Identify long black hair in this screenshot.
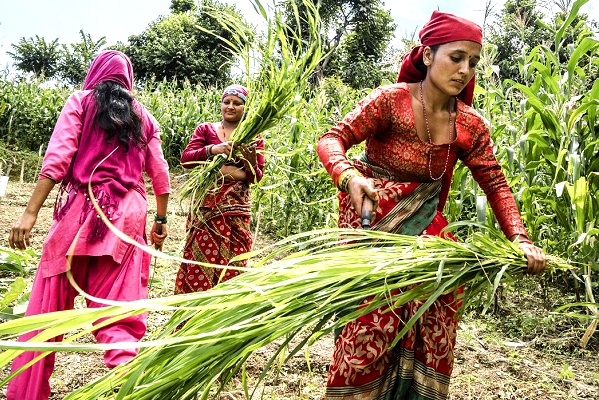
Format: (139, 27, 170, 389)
(94, 80, 144, 152)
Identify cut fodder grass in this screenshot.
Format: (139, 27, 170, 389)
(177, 0, 323, 217)
(0, 226, 574, 399)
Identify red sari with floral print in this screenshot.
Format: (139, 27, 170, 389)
(175, 123, 265, 294)
(317, 82, 528, 400)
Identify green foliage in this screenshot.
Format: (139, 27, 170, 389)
(138, 80, 221, 167)
(486, 0, 552, 82)
(506, 5, 598, 268)
(57, 30, 107, 86)
(0, 247, 38, 320)
(7, 35, 61, 78)
(471, 0, 599, 288)
(486, 0, 596, 83)
(257, 77, 364, 236)
(0, 247, 36, 275)
(0, 228, 573, 398)
(0, 277, 28, 320)
(280, 0, 397, 89)
(0, 141, 45, 182)
(170, 0, 195, 13)
(122, 0, 242, 87)
(7, 32, 107, 84)
(333, 6, 396, 89)
(0, 76, 69, 152)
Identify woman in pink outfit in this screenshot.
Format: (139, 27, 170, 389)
(7, 50, 170, 400)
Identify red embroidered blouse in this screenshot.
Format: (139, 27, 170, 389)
(317, 82, 527, 239)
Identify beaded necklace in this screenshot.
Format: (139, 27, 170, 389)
(419, 80, 454, 181)
(220, 120, 232, 141)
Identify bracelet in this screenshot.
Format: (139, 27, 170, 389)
(205, 144, 214, 159)
(154, 214, 168, 224)
(337, 168, 363, 193)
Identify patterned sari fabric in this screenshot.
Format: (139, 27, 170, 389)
(175, 180, 252, 293)
(327, 160, 460, 400)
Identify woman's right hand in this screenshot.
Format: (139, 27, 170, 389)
(210, 141, 234, 156)
(347, 176, 378, 217)
(9, 211, 38, 250)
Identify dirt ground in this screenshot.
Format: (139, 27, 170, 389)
(0, 177, 598, 399)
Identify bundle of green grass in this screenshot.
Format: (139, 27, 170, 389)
(0, 227, 570, 399)
(178, 0, 322, 215)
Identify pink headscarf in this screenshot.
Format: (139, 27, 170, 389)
(397, 11, 483, 106)
(83, 50, 134, 91)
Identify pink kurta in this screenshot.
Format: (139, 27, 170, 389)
(38, 91, 170, 278)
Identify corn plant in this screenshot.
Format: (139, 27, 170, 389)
(496, 0, 599, 342)
(138, 79, 221, 167)
(504, 0, 598, 267)
(256, 78, 365, 237)
(0, 76, 69, 152)
(0, 247, 38, 320)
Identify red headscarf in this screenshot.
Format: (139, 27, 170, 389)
(397, 11, 483, 106)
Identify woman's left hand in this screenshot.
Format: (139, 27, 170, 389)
(238, 143, 257, 166)
(518, 240, 546, 274)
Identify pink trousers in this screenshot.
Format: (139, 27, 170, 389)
(6, 244, 150, 400)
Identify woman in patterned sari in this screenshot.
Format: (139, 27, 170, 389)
(317, 11, 546, 400)
(175, 85, 265, 294)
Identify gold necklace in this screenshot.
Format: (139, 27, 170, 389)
(419, 81, 454, 181)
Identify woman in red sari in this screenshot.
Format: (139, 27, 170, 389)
(175, 85, 265, 293)
(317, 11, 546, 400)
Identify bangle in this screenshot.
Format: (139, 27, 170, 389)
(154, 214, 168, 224)
(337, 168, 363, 192)
(205, 144, 214, 159)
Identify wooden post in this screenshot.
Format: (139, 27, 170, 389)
(20, 160, 25, 184)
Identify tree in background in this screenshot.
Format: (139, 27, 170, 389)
(280, 0, 396, 89)
(58, 31, 107, 85)
(170, 0, 196, 13)
(334, 5, 396, 88)
(8, 32, 106, 85)
(485, 0, 550, 82)
(7, 36, 61, 79)
(547, 1, 599, 89)
(485, 0, 597, 83)
(120, 0, 242, 87)
(6, 0, 243, 88)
